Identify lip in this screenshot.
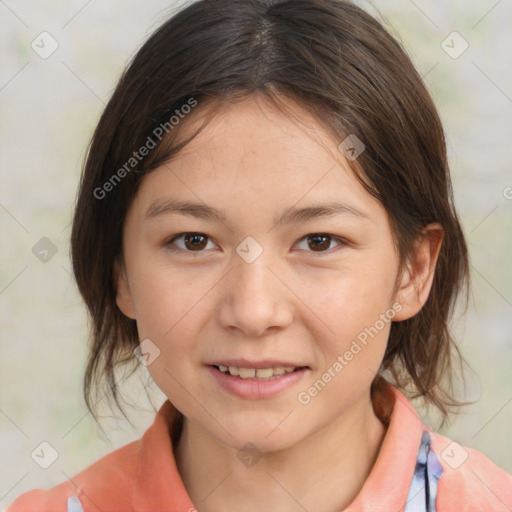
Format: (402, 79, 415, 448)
(206, 358, 308, 369)
(206, 364, 310, 400)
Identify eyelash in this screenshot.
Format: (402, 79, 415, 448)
(163, 232, 348, 256)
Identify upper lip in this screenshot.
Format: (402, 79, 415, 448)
(207, 358, 309, 369)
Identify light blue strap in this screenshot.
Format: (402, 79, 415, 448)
(67, 495, 84, 512)
(404, 431, 444, 512)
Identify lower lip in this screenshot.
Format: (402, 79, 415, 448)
(206, 365, 310, 399)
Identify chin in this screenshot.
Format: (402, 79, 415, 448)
(221, 421, 304, 453)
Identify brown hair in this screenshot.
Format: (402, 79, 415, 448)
(70, 0, 470, 428)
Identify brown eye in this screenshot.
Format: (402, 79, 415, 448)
(184, 233, 208, 250)
(308, 234, 331, 251)
(165, 232, 214, 252)
(296, 233, 345, 253)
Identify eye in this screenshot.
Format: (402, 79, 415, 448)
(163, 232, 347, 255)
(164, 232, 217, 253)
(295, 233, 346, 254)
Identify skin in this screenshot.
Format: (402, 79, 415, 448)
(115, 94, 443, 512)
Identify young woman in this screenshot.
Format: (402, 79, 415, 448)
(7, 0, 512, 511)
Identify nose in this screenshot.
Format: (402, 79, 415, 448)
(216, 248, 294, 338)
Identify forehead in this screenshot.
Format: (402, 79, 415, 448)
(163, 95, 337, 166)
(130, 94, 384, 225)
(147, 97, 358, 185)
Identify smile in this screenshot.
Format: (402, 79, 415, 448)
(216, 364, 300, 379)
(207, 365, 310, 399)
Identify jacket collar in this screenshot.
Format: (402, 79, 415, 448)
(131, 384, 425, 512)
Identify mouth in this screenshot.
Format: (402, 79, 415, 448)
(210, 364, 309, 381)
(206, 363, 311, 399)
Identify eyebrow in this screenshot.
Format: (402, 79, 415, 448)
(145, 198, 370, 226)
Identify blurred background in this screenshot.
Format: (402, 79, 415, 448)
(1, 0, 511, 508)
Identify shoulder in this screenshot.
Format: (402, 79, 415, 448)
(430, 430, 512, 511)
(5, 439, 140, 512)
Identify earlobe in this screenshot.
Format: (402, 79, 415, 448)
(392, 223, 444, 322)
(113, 259, 137, 320)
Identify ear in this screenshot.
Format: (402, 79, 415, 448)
(113, 258, 137, 320)
(392, 223, 444, 321)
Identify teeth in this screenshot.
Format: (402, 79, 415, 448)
(255, 368, 273, 378)
(238, 367, 255, 378)
(217, 365, 299, 379)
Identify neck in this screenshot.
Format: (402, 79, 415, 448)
(174, 388, 390, 512)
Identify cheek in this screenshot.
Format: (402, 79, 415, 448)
(129, 258, 212, 337)
(127, 261, 217, 398)
(305, 261, 396, 374)
(130, 264, 210, 404)
(304, 275, 393, 409)
(310, 265, 395, 332)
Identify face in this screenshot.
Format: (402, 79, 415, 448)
(115, 95, 414, 452)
